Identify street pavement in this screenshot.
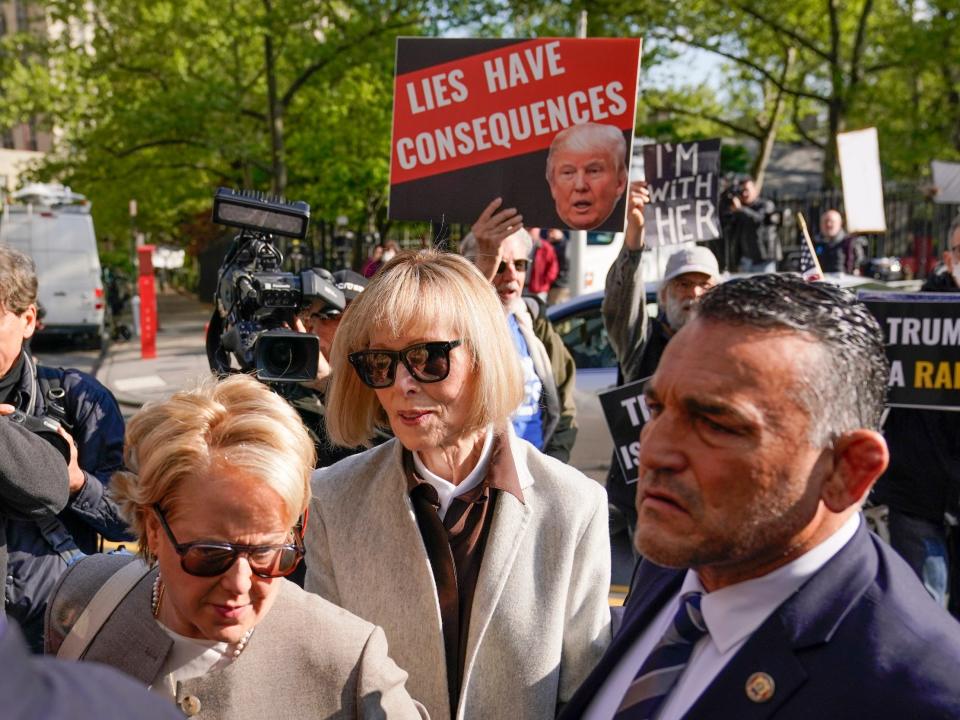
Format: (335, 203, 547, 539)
(96, 290, 213, 413)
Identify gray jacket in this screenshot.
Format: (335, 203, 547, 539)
(305, 432, 611, 720)
(46, 553, 425, 719)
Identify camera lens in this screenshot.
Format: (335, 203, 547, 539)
(263, 339, 303, 376)
(254, 330, 319, 382)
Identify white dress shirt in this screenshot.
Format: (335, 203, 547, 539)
(584, 513, 861, 720)
(412, 424, 494, 520)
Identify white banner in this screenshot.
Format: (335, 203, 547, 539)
(931, 160, 960, 204)
(837, 127, 886, 233)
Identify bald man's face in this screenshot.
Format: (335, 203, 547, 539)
(821, 211, 843, 239)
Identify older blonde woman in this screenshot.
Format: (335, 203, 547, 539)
(305, 250, 611, 720)
(45, 374, 424, 720)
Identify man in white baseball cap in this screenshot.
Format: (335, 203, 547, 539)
(602, 182, 721, 545)
(659, 245, 721, 332)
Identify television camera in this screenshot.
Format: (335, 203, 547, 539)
(206, 188, 345, 383)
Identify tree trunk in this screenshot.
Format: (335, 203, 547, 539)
(263, 2, 286, 196)
(821, 96, 845, 191)
(752, 47, 796, 192)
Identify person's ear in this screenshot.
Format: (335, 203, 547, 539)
(144, 509, 162, 559)
(21, 304, 37, 340)
(820, 429, 889, 512)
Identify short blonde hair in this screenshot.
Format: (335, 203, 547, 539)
(326, 249, 524, 447)
(111, 373, 315, 562)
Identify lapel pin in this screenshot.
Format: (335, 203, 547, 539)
(745, 672, 775, 703)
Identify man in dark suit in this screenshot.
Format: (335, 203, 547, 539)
(562, 273, 960, 719)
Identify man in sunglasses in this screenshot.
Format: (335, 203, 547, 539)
(462, 199, 578, 463)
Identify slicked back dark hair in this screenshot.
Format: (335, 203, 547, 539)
(696, 273, 889, 445)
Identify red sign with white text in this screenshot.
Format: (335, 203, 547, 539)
(389, 37, 643, 231)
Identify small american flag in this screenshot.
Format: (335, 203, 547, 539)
(800, 240, 822, 282)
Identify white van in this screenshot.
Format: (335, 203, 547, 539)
(0, 183, 105, 347)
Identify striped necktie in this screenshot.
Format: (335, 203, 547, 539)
(614, 591, 708, 720)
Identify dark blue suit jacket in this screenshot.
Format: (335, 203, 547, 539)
(561, 523, 960, 719)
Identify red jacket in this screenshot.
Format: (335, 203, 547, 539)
(527, 240, 559, 294)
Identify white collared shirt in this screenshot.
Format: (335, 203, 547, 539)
(412, 425, 495, 520)
(584, 513, 862, 720)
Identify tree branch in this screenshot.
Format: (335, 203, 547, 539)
(647, 101, 764, 140)
(848, 0, 875, 87)
(103, 138, 209, 158)
(789, 93, 825, 149)
(649, 29, 829, 103)
(280, 12, 417, 108)
(729, 0, 831, 62)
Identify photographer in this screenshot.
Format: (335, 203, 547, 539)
(0, 244, 128, 650)
(291, 269, 389, 467)
(206, 190, 389, 469)
(721, 176, 782, 272)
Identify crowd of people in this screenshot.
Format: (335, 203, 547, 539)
(3, 170, 960, 718)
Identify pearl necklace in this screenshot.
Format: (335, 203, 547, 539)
(151, 573, 254, 658)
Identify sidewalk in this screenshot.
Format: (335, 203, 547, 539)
(97, 290, 213, 410)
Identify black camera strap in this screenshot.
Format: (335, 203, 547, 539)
(38, 372, 71, 429)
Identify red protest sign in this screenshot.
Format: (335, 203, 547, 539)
(389, 37, 643, 232)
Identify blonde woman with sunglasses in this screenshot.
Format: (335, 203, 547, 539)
(45, 374, 424, 720)
(305, 250, 611, 720)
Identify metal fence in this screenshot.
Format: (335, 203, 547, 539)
(769, 185, 960, 279)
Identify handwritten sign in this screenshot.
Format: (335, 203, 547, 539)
(642, 139, 720, 247)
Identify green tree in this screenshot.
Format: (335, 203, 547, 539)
(1, 0, 463, 243)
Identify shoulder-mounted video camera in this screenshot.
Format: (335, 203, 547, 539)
(206, 188, 345, 383)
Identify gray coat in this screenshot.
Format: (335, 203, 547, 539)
(305, 432, 612, 720)
(46, 553, 425, 719)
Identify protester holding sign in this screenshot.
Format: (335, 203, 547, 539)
(462, 206, 578, 462)
(601, 181, 719, 533)
(871, 214, 960, 615)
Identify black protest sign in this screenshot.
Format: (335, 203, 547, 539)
(599, 378, 649, 483)
(860, 291, 960, 410)
(642, 139, 721, 247)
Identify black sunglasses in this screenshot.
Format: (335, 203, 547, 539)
(496, 258, 529, 274)
(152, 504, 305, 578)
(348, 340, 463, 389)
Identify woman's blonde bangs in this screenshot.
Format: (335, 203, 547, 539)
(326, 250, 524, 447)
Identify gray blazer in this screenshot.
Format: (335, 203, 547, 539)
(46, 553, 425, 719)
(305, 432, 612, 720)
